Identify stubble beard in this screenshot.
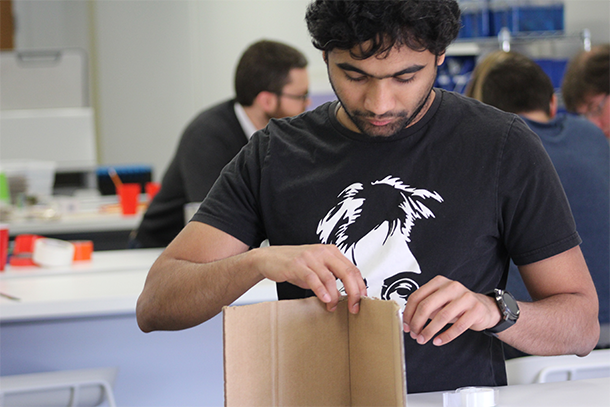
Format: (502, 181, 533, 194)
(329, 72, 436, 138)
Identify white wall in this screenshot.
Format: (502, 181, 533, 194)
(10, 0, 610, 182)
(565, 0, 610, 43)
(92, 0, 197, 180)
(92, 0, 330, 181)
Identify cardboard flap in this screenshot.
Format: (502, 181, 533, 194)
(223, 296, 406, 406)
(349, 298, 406, 406)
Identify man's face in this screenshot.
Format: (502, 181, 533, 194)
(271, 67, 311, 118)
(577, 93, 610, 139)
(326, 45, 444, 137)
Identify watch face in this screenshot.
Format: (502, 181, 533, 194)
(502, 291, 520, 320)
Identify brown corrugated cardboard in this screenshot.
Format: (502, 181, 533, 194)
(223, 296, 406, 406)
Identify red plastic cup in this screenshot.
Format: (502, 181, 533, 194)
(117, 183, 141, 215)
(145, 182, 161, 201)
(0, 224, 8, 271)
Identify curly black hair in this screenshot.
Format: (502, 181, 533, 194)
(305, 0, 461, 59)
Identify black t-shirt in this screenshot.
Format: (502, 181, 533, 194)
(194, 89, 580, 393)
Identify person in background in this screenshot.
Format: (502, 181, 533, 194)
(463, 50, 512, 101)
(562, 44, 610, 139)
(475, 50, 609, 354)
(136, 0, 599, 394)
(131, 40, 310, 248)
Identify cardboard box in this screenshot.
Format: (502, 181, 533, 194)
(223, 296, 406, 406)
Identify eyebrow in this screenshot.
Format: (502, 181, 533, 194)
(336, 62, 426, 80)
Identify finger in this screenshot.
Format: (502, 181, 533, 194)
(431, 308, 482, 346)
(339, 264, 365, 314)
(403, 275, 449, 325)
(304, 257, 345, 312)
(406, 290, 452, 338)
(323, 247, 366, 314)
(408, 278, 470, 336)
(302, 268, 333, 305)
(422, 292, 490, 346)
(415, 295, 470, 344)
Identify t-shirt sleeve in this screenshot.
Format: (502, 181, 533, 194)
(499, 117, 581, 266)
(191, 130, 268, 247)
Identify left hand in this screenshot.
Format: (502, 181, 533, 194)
(402, 276, 501, 346)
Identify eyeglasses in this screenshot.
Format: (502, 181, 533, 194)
(582, 94, 609, 119)
(277, 92, 310, 102)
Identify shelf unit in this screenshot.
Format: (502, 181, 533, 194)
(447, 28, 591, 56)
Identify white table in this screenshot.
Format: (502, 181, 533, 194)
(408, 377, 609, 406)
(6, 195, 146, 250)
(6, 193, 144, 236)
(0, 248, 277, 321)
(0, 248, 278, 406)
(7, 211, 143, 236)
(0, 248, 161, 321)
(2, 250, 607, 406)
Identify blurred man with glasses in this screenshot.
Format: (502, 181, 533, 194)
(132, 40, 310, 248)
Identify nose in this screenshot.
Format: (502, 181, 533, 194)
(363, 80, 395, 116)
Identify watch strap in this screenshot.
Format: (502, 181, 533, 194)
(484, 289, 519, 335)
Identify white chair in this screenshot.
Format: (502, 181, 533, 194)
(506, 348, 610, 385)
(0, 367, 117, 407)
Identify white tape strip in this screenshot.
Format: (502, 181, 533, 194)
(33, 238, 75, 267)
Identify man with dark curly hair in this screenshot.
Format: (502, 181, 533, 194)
(137, 0, 599, 394)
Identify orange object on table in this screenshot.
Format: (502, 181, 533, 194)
(117, 183, 141, 215)
(13, 234, 42, 254)
(145, 182, 161, 201)
(71, 240, 94, 261)
(9, 234, 42, 267)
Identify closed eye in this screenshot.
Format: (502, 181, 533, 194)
(345, 73, 368, 82)
(394, 75, 416, 84)
(344, 73, 416, 84)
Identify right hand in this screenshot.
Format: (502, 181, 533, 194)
(251, 244, 367, 314)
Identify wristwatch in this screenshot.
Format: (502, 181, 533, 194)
(484, 289, 520, 335)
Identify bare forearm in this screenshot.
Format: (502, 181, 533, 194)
(136, 222, 367, 333)
(498, 293, 599, 356)
(136, 250, 263, 332)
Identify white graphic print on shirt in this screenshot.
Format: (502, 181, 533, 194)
(317, 176, 443, 309)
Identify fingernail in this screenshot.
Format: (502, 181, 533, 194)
(417, 335, 425, 345)
(352, 302, 359, 314)
(403, 323, 410, 333)
(433, 337, 443, 346)
(329, 305, 337, 312)
(322, 293, 331, 303)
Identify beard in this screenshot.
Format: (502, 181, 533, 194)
(328, 71, 436, 138)
(267, 98, 297, 121)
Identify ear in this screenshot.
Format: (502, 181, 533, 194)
(549, 93, 558, 118)
(255, 90, 279, 114)
(323, 51, 329, 65)
(437, 52, 446, 66)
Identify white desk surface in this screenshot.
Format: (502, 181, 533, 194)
(6, 193, 147, 236)
(7, 210, 143, 235)
(0, 248, 278, 322)
(408, 377, 609, 406)
(2, 249, 608, 405)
